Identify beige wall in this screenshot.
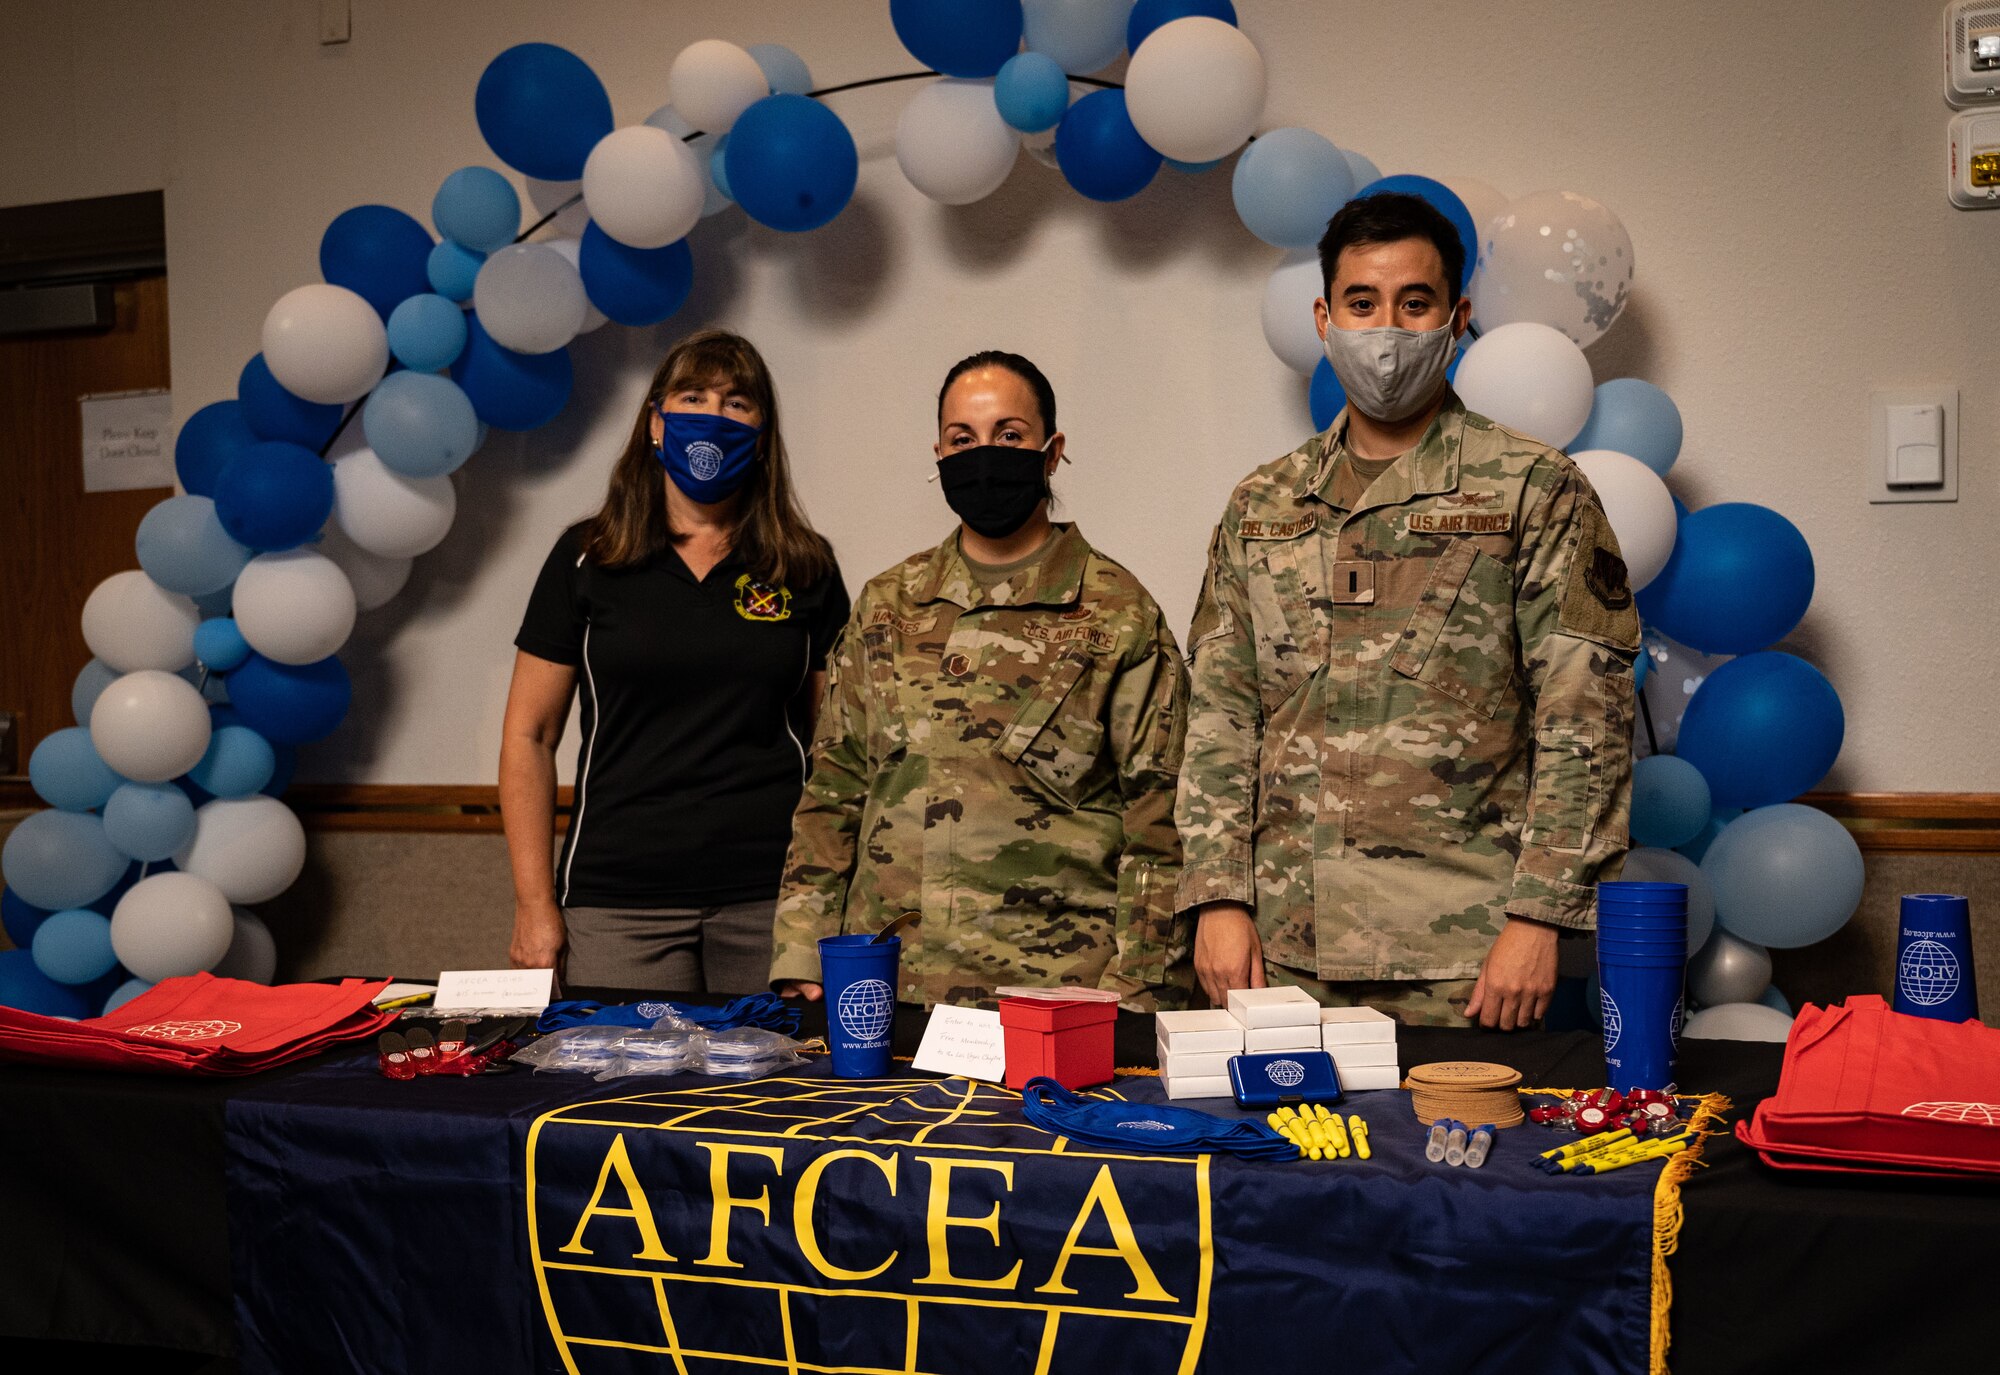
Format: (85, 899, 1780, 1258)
(2, 0, 1994, 793)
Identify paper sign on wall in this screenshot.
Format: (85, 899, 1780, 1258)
(80, 389, 173, 492)
(910, 1004, 1007, 1082)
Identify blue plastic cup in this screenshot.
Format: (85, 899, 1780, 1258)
(1892, 894, 1978, 1022)
(1597, 886, 1687, 1092)
(818, 934, 901, 1077)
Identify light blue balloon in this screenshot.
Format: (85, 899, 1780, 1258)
(710, 137, 734, 201)
(188, 724, 277, 799)
(748, 42, 813, 95)
(31, 908, 118, 985)
(1166, 157, 1223, 174)
(1633, 642, 1652, 691)
(1757, 985, 1791, 1015)
(362, 371, 480, 478)
(29, 728, 122, 812)
(1231, 127, 1356, 249)
(134, 494, 252, 597)
(103, 976, 154, 1015)
(1676, 807, 1742, 864)
(427, 240, 485, 303)
(432, 166, 520, 252)
(1, 810, 128, 911)
(1340, 148, 1381, 188)
(1703, 803, 1864, 949)
(1629, 754, 1712, 849)
(194, 617, 252, 673)
(1023, 0, 1133, 74)
(102, 782, 197, 862)
(386, 293, 470, 372)
(1570, 378, 1684, 477)
(995, 52, 1071, 133)
(71, 659, 120, 726)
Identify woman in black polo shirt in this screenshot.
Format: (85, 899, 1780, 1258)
(500, 330, 848, 992)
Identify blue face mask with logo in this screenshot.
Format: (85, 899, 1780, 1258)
(654, 407, 761, 504)
(1019, 1078, 1301, 1161)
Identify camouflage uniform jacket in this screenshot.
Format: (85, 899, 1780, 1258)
(1176, 396, 1640, 982)
(772, 524, 1192, 1009)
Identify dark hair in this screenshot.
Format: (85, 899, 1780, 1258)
(1317, 192, 1466, 306)
(937, 350, 1058, 436)
(579, 329, 835, 589)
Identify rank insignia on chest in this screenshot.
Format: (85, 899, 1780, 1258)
(734, 574, 792, 622)
(1403, 511, 1513, 537)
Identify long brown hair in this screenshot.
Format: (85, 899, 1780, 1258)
(579, 330, 835, 588)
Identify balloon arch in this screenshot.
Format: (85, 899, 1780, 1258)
(1, 0, 1861, 1027)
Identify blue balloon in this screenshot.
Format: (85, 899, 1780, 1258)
(1, 810, 128, 912)
(385, 293, 469, 372)
(1703, 803, 1863, 949)
(578, 223, 695, 327)
(71, 659, 119, 727)
(427, 240, 486, 303)
(748, 42, 814, 95)
(228, 653, 352, 745)
(725, 95, 859, 233)
(1128, 0, 1236, 49)
(213, 441, 334, 552)
(1054, 89, 1160, 202)
(475, 43, 614, 182)
(1167, 157, 1224, 174)
(101, 782, 197, 862)
(188, 724, 277, 799)
(891, 0, 1024, 78)
(995, 52, 1071, 133)
(1757, 985, 1791, 1015)
(2, 888, 50, 948)
(1676, 807, 1741, 865)
(1231, 127, 1356, 249)
(363, 371, 479, 478)
(709, 137, 734, 200)
(0, 948, 99, 1017)
(1309, 356, 1347, 431)
(1353, 175, 1477, 291)
(264, 742, 298, 799)
(32, 908, 118, 985)
(29, 727, 123, 811)
(319, 204, 434, 320)
(1675, 652, 1844, 810)
(1629, 754, 1712, 849)
(104, 976, 154, 1015)
(1634, 503, 1815, 655)
(1340, 148, 1382, 188)
(174, 400, 259, 498)
(1633, 641, 1651, 691)
(451, 313, 573, 431)
(194, 617, 252, 673)
(135, 494, 251, 597)
(432, 166, 521, 253)
(239, 354, 345, 451)
(1570, 378, 1683, 477)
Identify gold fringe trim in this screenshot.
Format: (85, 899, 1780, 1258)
(1519, 1088, 1734, 1375)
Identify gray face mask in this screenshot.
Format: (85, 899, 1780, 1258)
(1320, 320, 1457, 424)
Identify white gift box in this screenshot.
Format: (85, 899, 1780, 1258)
(1320, 1006, 1397, 1045)
(1226, 986, 1321, 1028)
(1161, 1072, 1233, 1101)
(1157, 1048, 1234, 1079)
(1329, 1041, 1400, 1069)
(1335, 1064, 1402, 1091)
(1155, 1008, 1246, 1055)
(1244, 1023, 1322, 1052)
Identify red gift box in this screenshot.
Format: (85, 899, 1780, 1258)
(999, 995, 1116, 1090)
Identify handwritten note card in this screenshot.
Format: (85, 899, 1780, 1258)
(911, 1004, 1008, 1082)
(433, 967, 555, 1014)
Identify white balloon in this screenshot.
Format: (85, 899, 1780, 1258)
(541, 237, 608, 333)
(644, 105, 732, 217)
(332, 446, 456, 559)
(1124, 17, 1265, 163)
(581, 125, 705, 251)
(472, 244, 586, 355)
(1020, 124, 1061, 171)
(1615, 846, 1717, 955)
(1451, 321, 1595, 448)
(1682, 1002, 1794, 1042)
(1688, 928, 1772, 1008)
(896, 79, 1021, 206)
(1023, 0, 1134, 73)
(211, 907, 278, 984)
(90, 669, 212, 783)
(312, 521, 412, 611)
(1444, 175, 1508, 248)
(524, 176, 590, 236)
(1569, 450, 1679, 589)
(174, 796, 308, 905)
(261, 283, 388, 404)
(1260, 249, 1325, 375)
(1473, 189, 1635, 347)
(109, 871, 236, 982)
(81, 570, 199, 673)
(232, 550, 358, 665)
(667, 39, 768, 136)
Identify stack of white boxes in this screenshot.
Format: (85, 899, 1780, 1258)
(1157, 989, 1402, 1100)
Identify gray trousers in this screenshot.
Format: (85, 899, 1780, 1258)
(561, 898, 777, 996)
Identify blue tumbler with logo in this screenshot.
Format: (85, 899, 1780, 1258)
(818, 934, 900, 1077)
(1596, 881, 1689, 1093)
(1892, 894, 1978, 1023)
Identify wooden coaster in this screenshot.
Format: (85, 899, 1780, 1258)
(1405, 1061, 1526, 1127)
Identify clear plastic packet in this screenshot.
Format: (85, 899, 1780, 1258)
(697, 1027, 806, 1078)
(595, 1029, 702, 1081)
(512, 1025, 632, 1075)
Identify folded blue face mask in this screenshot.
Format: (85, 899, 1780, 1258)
(1020, 1078, 1301, 1161)
(654, 407, 760, 503)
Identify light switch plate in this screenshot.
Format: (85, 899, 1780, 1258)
(1868, 388, 1958, 504)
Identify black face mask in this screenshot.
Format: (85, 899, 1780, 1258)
(937, 442, 1051, 539)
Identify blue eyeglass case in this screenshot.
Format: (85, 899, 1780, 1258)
(1228, 1050, 1344, 1108)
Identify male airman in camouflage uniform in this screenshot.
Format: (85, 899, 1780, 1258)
(1178, 193, 1639, 1027)
(772, 524, 1191, 1009)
